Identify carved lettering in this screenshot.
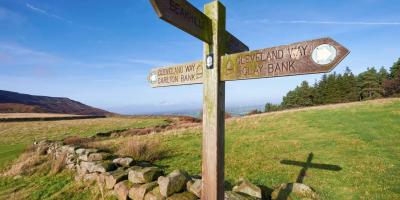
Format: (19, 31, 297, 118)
(169, 0, 203, 29)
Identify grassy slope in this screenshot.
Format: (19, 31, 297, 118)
(0, 99, 399, 199)
(147, 98, 399, 199)
(0, 117, 169, 169)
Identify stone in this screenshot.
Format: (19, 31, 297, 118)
(85, 148, 99, 154)
(158, 170, 189, 197)
(129, 181, 158, 200)
(80, 161, 117, 173)
(103, 168, 129, 189)
(114, 180, 133, 200)
(66, 154, 77, 165)
(76, 164, 87, 176)
(271, 183, 319, 200)
(144, 187, 166, 200)
(36, 140, 51, 155)
(224, 191, 256, 200)
(88, 152, 113, 161)
(76, 148, 98, 156)
(232, 179, 262, 199)
(80, 161, 96, 173)
(79, 154, 89, 161)
(129, 167, 162, 184)
(113, 157, 134, 167)
(186, 179, 201, 198)
(83, 173, 99, 182)
(75, 148, 86, 155)
(167, 192, 198, 200)
(61, 145, 77, 154)
(92, 161, 118, 173)
(46, 141, 63, 155)
(66, 163, 76, 170)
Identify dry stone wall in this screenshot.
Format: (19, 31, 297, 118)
(33, 140, 299, 200)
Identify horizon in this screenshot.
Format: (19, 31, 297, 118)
(1, 0, 399, 114)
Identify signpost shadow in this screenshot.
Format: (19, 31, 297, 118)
(278, 152, 342, 199)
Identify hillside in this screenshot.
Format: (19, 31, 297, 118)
(0, 98, 399, 199)
(0, 90, 112, 116)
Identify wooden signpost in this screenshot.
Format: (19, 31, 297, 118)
(221, 38, 349, 81)
(148, 61, 203, 87)
(148, 0, 349, 199)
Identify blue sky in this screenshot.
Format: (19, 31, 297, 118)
(0, 0, 399, 114)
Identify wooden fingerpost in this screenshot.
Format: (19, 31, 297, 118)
(202, 1, 226, 199)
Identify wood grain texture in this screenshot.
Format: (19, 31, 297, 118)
(221, 37, 350, 81)
(148, 61, 203, 88)
(149, 0, 212, 43)
(202, 1, 225, 200)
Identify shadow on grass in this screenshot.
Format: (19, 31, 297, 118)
(276, 152, 342, 199)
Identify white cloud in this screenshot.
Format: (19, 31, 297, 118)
(26, 3, 72, 24)
(242, 19, 400, 26)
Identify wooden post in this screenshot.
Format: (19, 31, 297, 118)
(202, 1, 226, 199)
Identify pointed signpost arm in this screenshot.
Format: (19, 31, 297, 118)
(225, 31, 249, 54)
(202, 1, 225, 199)
(149, 0, 247, 54)
(149, 0, 212, 43)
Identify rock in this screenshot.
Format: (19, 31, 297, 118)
(144, 187, 166, 200)
(225, 191, 256, 200)
(75, 148, 86, 155)
(85, 148, 98, 154)
(232, 179, 262, 199)
(76, 165, 86, 176)
(88, 152, 113, 161)
(92, 161, 118, 173)
(76, 148, 98, 156)
(66, 153, 77, 165)
(80, 161, 96, 173)
(114, 180, 133, 200)
(80, 161, 117, 173)
(129, 167, 162, 184)
(83, 173, 99, 182)
(271, 183, 319, 200)
(66, 163, 76, 170)
(103, 168, 129, 189)
(158, 170, 189, 197)
(129, 181, 158, 200)
(46, 141, 63, 155)
(79, 154, 89, 161)
(36, 140, 51, 155)
(167, 192, 198, 200)
(113, 157, 134, 167)
(61, 145, 76, 154)
(186, 179, 201, 198)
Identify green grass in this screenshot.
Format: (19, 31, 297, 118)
(1, 99, 399, 199)
(148, 99, 400, 199)
(0, 117, 169, 169)
(0, 171, 117, 200)
(0, 144, 26, 169)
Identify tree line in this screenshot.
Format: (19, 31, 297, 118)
(263, 57, 400, 113)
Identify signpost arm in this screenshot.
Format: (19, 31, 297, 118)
(202, 1, 226, 199)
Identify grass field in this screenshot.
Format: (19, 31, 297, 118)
(0, 99, 399, 199)
(0, 117, 169, 169)
(93, 98, 400, 199)
(0, 113, 80, 119)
